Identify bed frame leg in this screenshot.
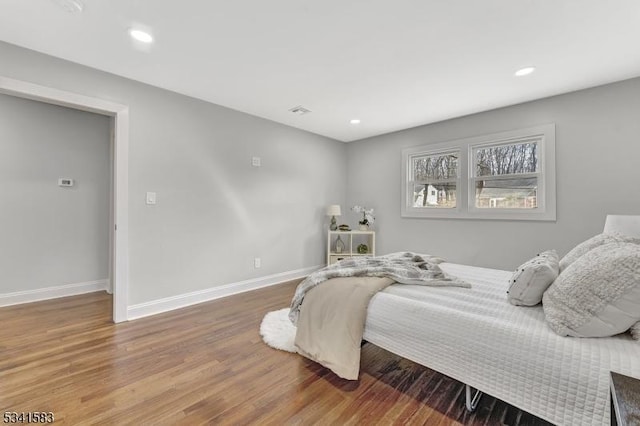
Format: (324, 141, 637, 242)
(465, 384, 483, 412)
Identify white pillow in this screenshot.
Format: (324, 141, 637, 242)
(507, 250, 559, 306)
(559, 232, 640, 271)
(543, 242, 640, 338)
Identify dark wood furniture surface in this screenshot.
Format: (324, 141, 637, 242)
(611, 371, 640, 426)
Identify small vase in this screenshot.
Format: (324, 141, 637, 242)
(358, 224, 369, 231)
(335, 235, 345, 253)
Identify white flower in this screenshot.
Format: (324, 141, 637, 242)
(351, 205, 375, 225)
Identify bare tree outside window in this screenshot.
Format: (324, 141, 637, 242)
(414, 154, 458, 180)
(475, 140, 538, 176)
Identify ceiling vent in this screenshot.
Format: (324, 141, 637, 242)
(52, 0, 85, 13)
(289, 105, 311, 115)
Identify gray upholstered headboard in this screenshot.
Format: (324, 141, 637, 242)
(603, 215, 640, 238)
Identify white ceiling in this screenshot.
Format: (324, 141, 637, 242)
(1, 1, 639, 142)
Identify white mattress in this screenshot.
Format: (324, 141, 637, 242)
(363, 262, 640, 426)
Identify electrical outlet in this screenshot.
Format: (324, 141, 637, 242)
(254, 257, 261, 268)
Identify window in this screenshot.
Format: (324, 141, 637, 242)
(409, 151, 459, 209)
(402, 124, 555, 220)
(471, 139, 539, 210)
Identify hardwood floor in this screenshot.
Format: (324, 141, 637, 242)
(0, 282, 553, 425)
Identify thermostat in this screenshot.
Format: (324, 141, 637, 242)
(58, 178, 74, 187)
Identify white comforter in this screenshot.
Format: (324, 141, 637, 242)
(363, 263, 640, 426)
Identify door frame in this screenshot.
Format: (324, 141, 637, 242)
(0, 76, 129, 322)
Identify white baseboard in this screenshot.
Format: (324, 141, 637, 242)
(0, 279, 109, 307)
(127, 265, 322, 321)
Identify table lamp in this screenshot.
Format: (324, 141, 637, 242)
(326, 205, 341, 231)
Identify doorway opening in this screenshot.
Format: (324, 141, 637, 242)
(0, 76, 129, 322)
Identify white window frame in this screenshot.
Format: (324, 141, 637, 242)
(401, 124, 556, 221)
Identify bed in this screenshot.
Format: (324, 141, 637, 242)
(363, 262, 640, 425)
(292, 216, 640, 425)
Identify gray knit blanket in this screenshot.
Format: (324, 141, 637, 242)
(289, 252, 470, 325)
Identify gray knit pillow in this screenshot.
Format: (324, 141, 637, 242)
(543, 242, 640, 338)
(507, 250, 559, 306)
(559, 232, 640, 271)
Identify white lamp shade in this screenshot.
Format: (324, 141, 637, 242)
(326, 205, 341, 216)
(604, 214, 640, 238)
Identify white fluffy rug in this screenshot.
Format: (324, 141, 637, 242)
(259, 308, 298, 353)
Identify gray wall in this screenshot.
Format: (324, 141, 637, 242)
(0, 94, 110, 292)
(346, 78, 640, 270)
(0, 41, 347, 304)
(4, 39, 639, 302)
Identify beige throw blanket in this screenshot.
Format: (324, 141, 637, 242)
(292, 252, 470, 380)
(294, 276, 394, 380)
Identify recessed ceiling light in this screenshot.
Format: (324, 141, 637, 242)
(350, 119, 361, 125)
(515, 66, 536, 77)
(129, 29, 154, 44)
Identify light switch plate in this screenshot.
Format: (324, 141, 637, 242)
(146, 192, 157, 205)
(251, 156, 261, 167)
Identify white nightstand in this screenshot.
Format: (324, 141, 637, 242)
(327, 230, 375, 266)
